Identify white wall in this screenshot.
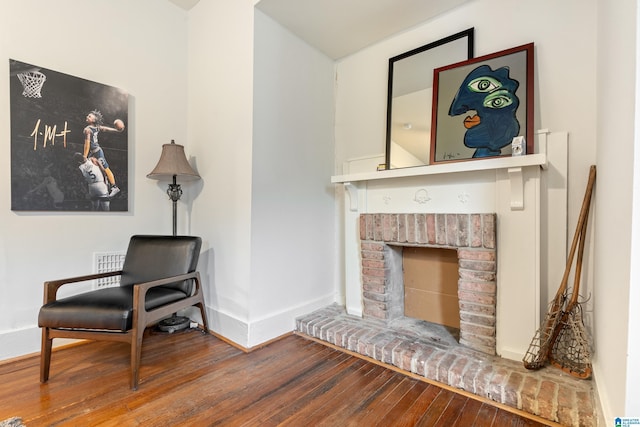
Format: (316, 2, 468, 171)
(249, 10, 336, 346)
(0, 0, 191, 359)
(187, 0, 256, 347)
(631, 1, 640, 411)
(594, 0, 639, 420)
(187, 2, 337, 348)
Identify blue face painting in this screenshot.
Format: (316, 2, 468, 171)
(448, 65, 520, 158)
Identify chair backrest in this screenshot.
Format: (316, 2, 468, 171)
(120, 235, 202, 295)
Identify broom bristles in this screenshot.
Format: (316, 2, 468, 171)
(522, 295, 566, 369)
(549, 304, 592, 378)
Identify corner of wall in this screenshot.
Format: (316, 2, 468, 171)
(206, 307, 250, 349)
(246, 293, 336, 348)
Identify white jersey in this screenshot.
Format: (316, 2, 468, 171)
(79, 159, 105, 184)
(78, 159, 108, 200)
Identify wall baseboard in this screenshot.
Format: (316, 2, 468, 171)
(0, 295, 338, 363)
(206, 294, 337, 349)
(0, 326, 41, 362)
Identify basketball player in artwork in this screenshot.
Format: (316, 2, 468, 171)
(73, 152, 111, 211)
(83, 110, 125, 198)
(23, 163, 65, 209)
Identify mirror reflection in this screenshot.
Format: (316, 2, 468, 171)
(385, 28, 474, 169)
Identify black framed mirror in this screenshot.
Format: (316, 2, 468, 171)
(385, 28, 474, 170)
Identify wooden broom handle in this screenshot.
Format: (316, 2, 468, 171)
(567, 188, 592, 307)
(554, 165, 596, 298)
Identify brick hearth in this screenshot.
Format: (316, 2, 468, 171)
(296, 304, 596, 427)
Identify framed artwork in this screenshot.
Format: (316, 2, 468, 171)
(430, 43, 534, 164)
(10, 59, 129, 212)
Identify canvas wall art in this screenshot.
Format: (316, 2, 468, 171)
(10, 59, 128, 212)
(430, 43, 534, 164)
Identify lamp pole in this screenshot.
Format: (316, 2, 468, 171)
(166, 175, 183, 236)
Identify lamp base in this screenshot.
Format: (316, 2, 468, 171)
(157, 315, 190, 333)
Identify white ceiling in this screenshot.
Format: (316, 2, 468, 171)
(168, 0, 471, 59)
(168, 0, 200, 11)
(255, 0, 470, 59)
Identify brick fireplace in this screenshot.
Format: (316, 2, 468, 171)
(359, 213, 497, 355)
(297, 134, 596, 425)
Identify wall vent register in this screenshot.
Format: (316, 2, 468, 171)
(93, 252, 126, 289)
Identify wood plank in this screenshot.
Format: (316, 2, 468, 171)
(294, 365, 398, 425)
(396, 384, 445, 426)
(317, 372, 401, 425)
(475, 403, 499, 427)
(373, 379, 432, 425)
(175, 344, 353, 425)
(417, 390, 466, 426)
(344, 376, 421, 425)
(0, 330, 553, 426)
(228, 352, 355, 426)
(451, 397, 484, 426)
(273, 359, 374, 425)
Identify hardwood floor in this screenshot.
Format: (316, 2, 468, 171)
(0, 329, 553, 426)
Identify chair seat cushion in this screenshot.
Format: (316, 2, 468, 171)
(38, 286, 188, 332)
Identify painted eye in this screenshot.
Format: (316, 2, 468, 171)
(483, 90, 514, 109)
(468, 76, 501, 93)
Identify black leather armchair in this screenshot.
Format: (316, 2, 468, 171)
(38, 235, 209, 390)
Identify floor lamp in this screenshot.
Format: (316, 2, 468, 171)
(147, 140, 200, 236)
(147, 140, 201, 332)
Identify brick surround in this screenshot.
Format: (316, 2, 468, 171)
(359, 213, 497, 355)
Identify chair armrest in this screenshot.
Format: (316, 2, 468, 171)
(43, 270, 123, 304)
(132, 272, 202, 314)
(133, 272, 200, 295)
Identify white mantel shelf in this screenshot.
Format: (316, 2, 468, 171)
(331, 152, 547, 184)
(332, 152, 547, 211)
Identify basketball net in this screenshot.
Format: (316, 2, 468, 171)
(17, 70, 47, 98)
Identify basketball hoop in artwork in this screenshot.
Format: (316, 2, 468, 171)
(16, 70, 47, 98)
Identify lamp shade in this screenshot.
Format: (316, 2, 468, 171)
(147, 140, 200, 181)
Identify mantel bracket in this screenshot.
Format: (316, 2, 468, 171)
(508, 167, 524, 210)
(344, 182, 359, 212)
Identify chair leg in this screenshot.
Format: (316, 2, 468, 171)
(40, 328, 52, 383)
(197, 300, 209, 333)
(130, 328, 144, 391)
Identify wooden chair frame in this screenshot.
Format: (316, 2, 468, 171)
(40, 270, 209, 390)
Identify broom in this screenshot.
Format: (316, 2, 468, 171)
(548, 200, 593, 378)
(522, 165, 596, 371)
